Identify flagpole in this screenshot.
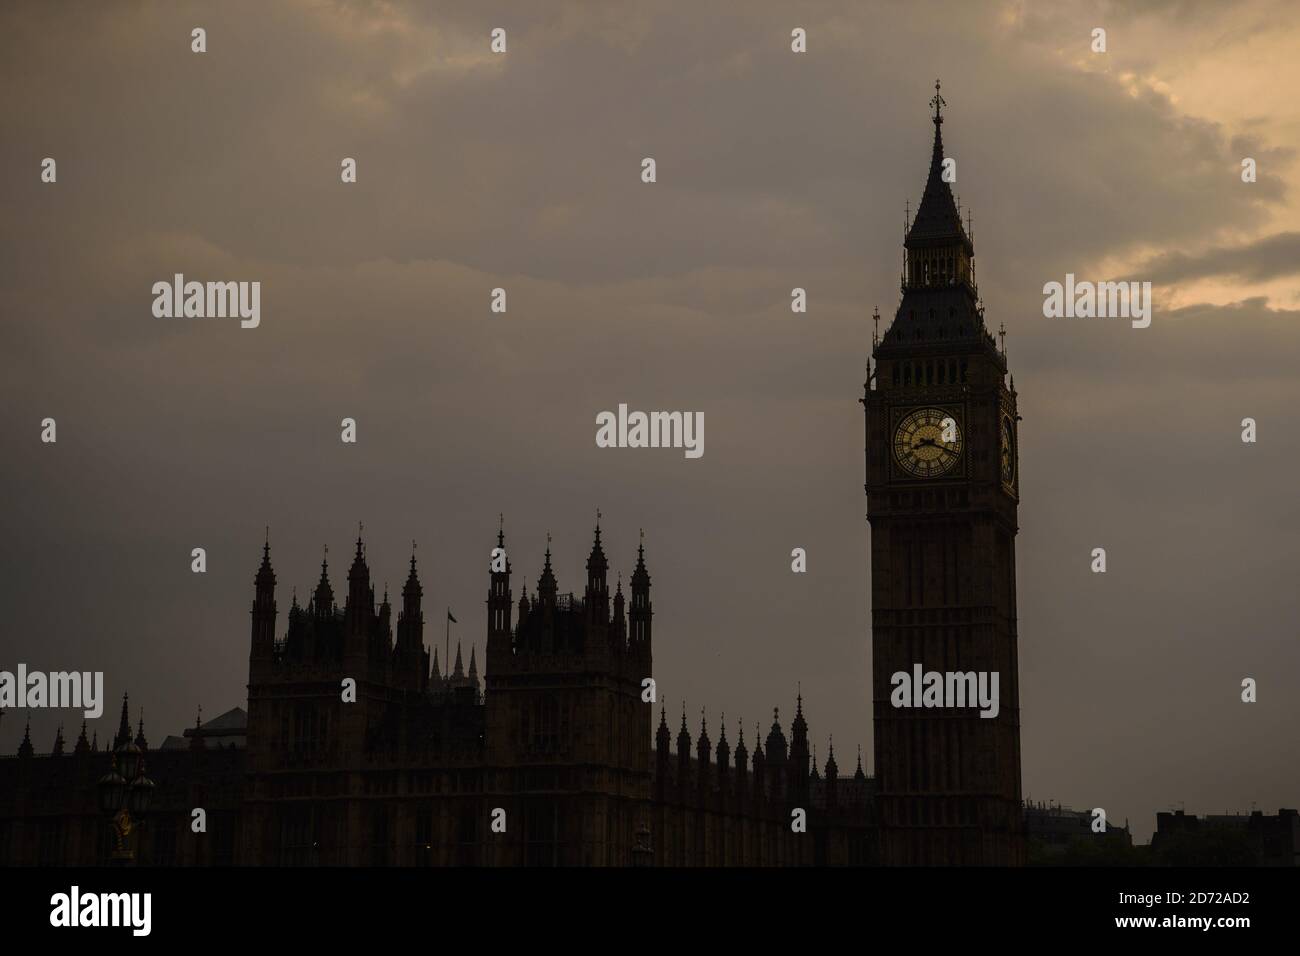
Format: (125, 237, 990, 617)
(445, 608, 450, 682)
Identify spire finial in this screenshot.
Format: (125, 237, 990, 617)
(998, 321, 1007, 355)
(930, 78, 945, 125)
(872, 306, 881, 347)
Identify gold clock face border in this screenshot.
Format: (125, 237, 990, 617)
(892, 406, 964, 479)
(1000, 414, 1016, 488)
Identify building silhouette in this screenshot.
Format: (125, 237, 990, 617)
(862, 81, 1026, 864)
(2, 83, 1038, 868)
(1, 525, 876, 866)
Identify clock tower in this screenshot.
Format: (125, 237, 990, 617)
(862, 82, 1025, 865)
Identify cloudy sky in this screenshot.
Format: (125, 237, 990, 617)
(2, 0, 1298, 842)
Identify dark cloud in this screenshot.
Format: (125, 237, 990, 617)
(1141, 231, 1300, 283)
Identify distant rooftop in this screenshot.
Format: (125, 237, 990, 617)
(159, 706, 247, 750)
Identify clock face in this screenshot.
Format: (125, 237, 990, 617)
(1000, 416, 1016, 485)
(893, 407, 962, 478)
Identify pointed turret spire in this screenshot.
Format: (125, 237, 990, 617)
(468, 645, 478, 682)
(135, 711, 148, 751)
(453, 641, 464, 679)
(18, 721, 33, 758)
(114, 692, 132, 750)
(74, 721, 90, 756)
(314, 545, 334, 613)
(906, 79, 970, 250)
(537, 533, 557, 603)
(52, 724, 65, 756)
(676, 701, 692, 762)
(256, 529, 275, 587)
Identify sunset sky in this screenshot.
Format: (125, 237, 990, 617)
(3, 0, 1298, 841)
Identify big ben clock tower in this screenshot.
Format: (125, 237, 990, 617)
(862, 82, 1025, 866)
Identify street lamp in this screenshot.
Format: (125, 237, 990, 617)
(96, 743, 154, 865)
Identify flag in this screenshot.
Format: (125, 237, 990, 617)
(447, 610, 457, 624)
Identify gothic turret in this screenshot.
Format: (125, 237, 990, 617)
(313, 549, 334, 618)
(734, 722, 749, 807)
(628, 530, 652, 662)
(696, 709, 711, 799)
(345, 532, 370, 632)
(752, 723, 766, 802)
(486, 519, 513, 667)
(765, 707, 787, 765)
(825, 737, 839, 809)
(612, 575, 627, 647)
(250, 534, 277, 676)
(655, 705, 671, 801)
(585, 514, 609, 630)
(396, 546, 427, 692)
(789, 691, 810, 802)
(113, 693, 132, 751)
(715, 717, 731, 803)
(537, 536, 557, 608)
(676, 703, 692, 799)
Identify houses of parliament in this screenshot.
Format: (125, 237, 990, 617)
(0, 525, 876, 867)
(0, 85, 1022, 867)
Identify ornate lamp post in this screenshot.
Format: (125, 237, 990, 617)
(96, 743, 155, 865)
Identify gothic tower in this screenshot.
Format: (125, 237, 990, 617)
(862, 82, 1024, 866)
(483, 522, 653, 866)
